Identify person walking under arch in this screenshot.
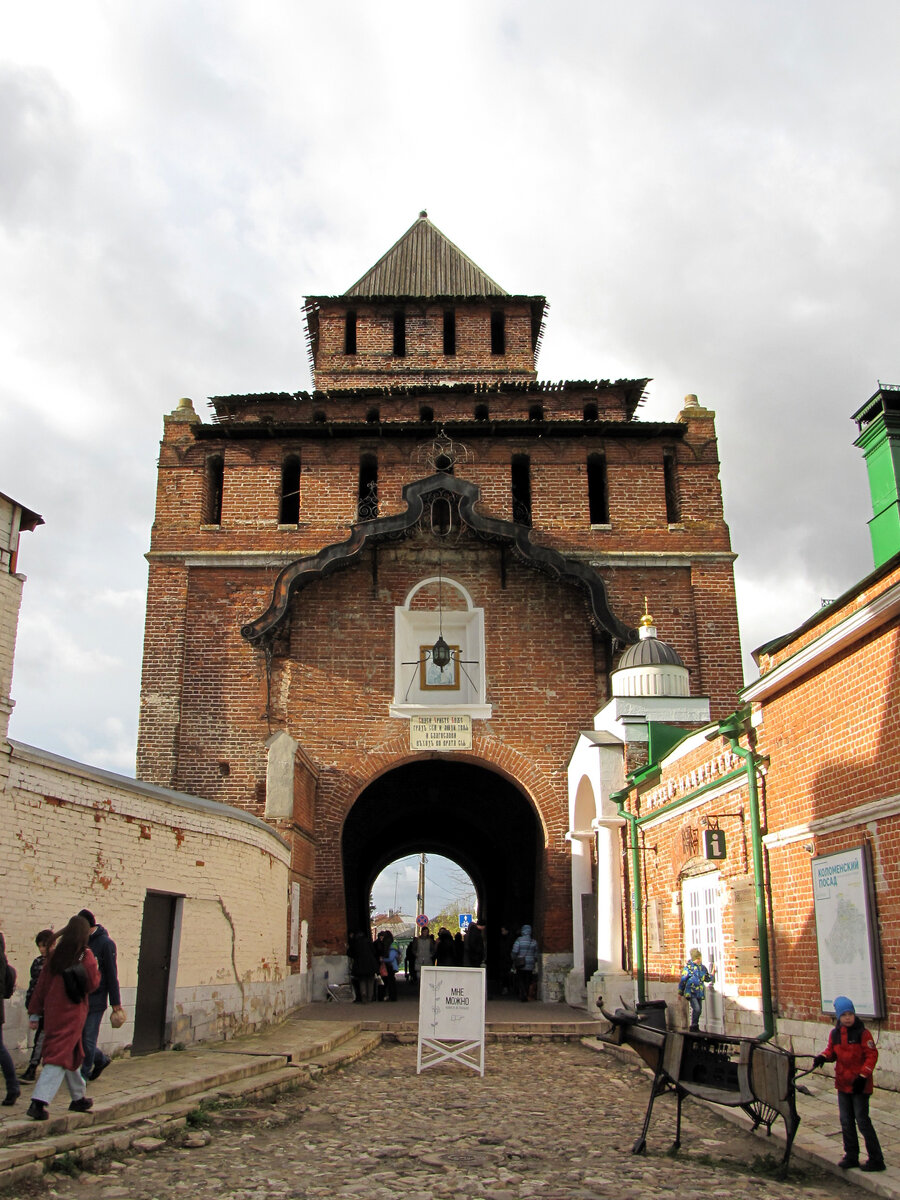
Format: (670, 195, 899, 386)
(434, 928, 455, 966)
(380, 932, 399, 1002)
(464, 919, 485, 969)
(404, 938, 417, 985)
(349, 931, 377, 1003)
(511, 925, 538, 1002)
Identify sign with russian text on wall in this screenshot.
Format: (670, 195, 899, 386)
(410, 714, 472, 751)
(811, 845, 884, 1018)
(417, 966, 486, 1076)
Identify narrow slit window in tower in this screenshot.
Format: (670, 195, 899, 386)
(203, 455, 224, 526)
(443, 309, 456, 355)
(366, 407, 380, 424)
(393, 309, 406, 357)
(344, 310, 357, 355)
(279, 455, 301, 524)
(474, 404, 490, 422)
(587, 453, 609, 524)
(419, 405, 434, 423)
(490, 310, 505, 355)
(583, 402, 599, 422)
(511, 454, 532, 527)
(663, 449, 681, 523)
(529, 404, 544, 422)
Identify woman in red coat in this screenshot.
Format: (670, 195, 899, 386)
(26, 915, 100, 1120)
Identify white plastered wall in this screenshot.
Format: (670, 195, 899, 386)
(1, 741, 309, 1058)
(565, 732, 629, 1010)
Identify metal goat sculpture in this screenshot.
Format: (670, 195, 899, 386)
(596, 998, 800, 1174)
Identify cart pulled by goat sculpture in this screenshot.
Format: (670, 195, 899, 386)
(596, 997, 801, 1174)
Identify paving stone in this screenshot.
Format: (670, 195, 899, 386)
(183, 1131, 212, 1148)
(20, 1042, 861, 1200)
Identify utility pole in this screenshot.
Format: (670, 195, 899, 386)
(416, 852, 427, 921)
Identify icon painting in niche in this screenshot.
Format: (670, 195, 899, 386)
(420, 644, 461, 690)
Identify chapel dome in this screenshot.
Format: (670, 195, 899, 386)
(611, 608, 690, 699)
(616, 635, 686, 670)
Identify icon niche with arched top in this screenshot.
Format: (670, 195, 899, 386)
(391, 574, 489, 719)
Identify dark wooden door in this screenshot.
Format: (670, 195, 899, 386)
(581, 892, 598, 984)
(132, 892, 178, 1056)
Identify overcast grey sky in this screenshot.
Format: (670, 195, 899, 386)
(2, 1, 897, 786)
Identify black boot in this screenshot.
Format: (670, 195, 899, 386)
(18, 1064, 37, 1083)
(1, 1088, 19, 1106)
(27, 1099, 48, 1121)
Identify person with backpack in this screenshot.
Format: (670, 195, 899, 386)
(25, 915, 99, 1120)
(678, 948, 716, 1032)
(511, 925, 538, 1002)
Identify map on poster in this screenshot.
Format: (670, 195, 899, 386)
(416, 966, 486, 1075)
(811, 845, 883, 1017)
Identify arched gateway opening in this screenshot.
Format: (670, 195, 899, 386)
(342, 759, 542, 977)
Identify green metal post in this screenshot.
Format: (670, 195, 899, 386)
(612, 787, 645, 1003)
(718, 712, 775, 1042)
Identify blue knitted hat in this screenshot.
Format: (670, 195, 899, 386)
(833, 995, 855, 1017)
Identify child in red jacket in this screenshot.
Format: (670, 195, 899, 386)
(813, 995, 884, 1172)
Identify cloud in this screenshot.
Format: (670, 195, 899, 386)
(2, 0, 899, 769)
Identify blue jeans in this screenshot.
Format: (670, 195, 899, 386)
(0, 1027, 17, 1096)
(838, 1090, 883, 1164)
(81, 1008, 106, 1080)
(688, 995, 703, 1030)
(33, 1063, 86, 1106)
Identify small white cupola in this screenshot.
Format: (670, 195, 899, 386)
(611, 602, 690, 698)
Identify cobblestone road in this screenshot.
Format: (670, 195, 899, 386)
(20, 1041, 855, 1200)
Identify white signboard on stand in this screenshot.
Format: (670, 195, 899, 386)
(417, 966, 486, 1075)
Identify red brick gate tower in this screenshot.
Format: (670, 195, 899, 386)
(137, 213, 743, 993)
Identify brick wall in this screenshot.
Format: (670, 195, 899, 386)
(611, 566, 900, 1086)
(312, 300, 538, 390)
(139, 354, 742, 973)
